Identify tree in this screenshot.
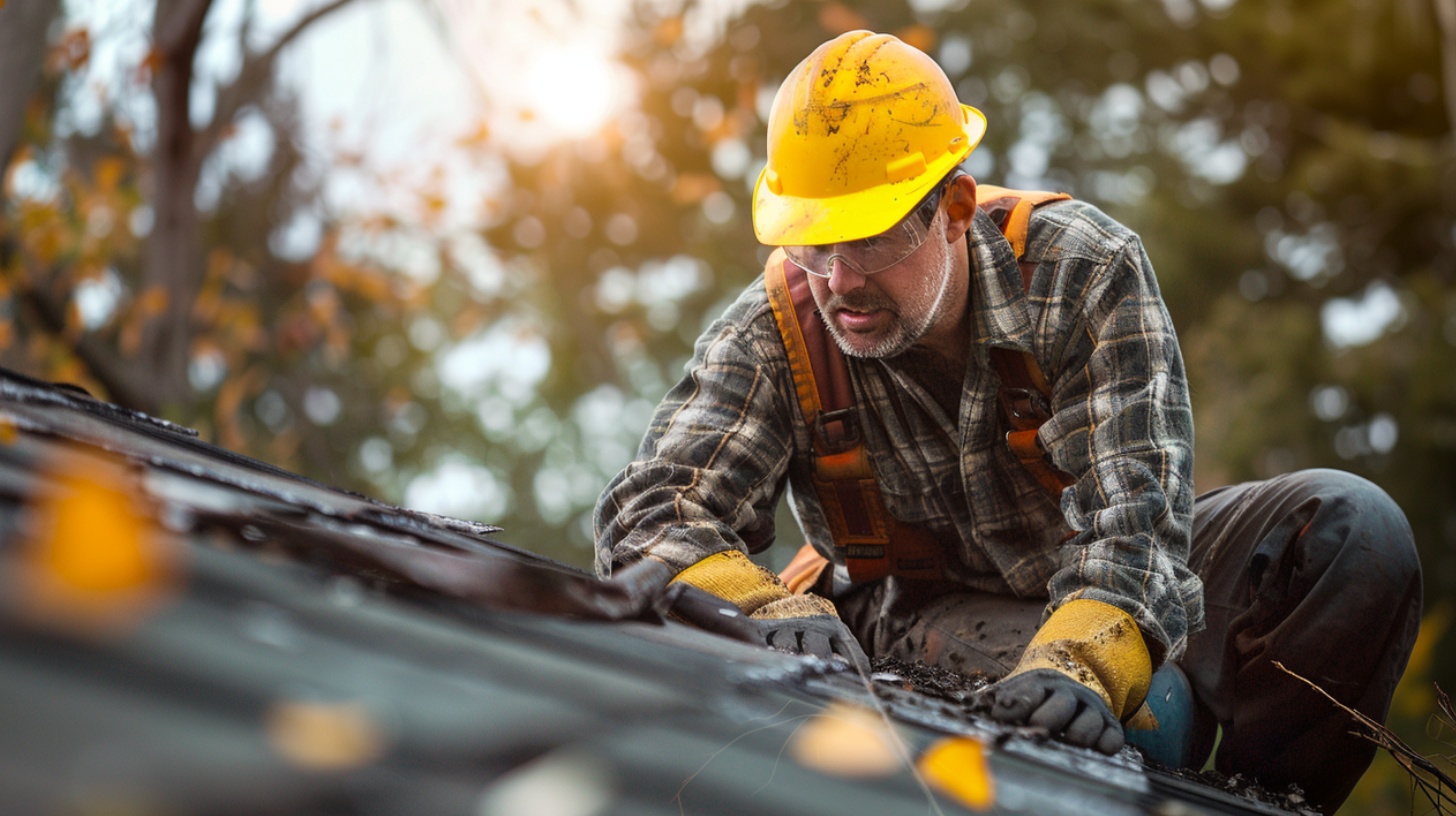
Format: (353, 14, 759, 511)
(0, 0, 61, 173)
(141, 0, 361, 410)
(0, 0, 361, 414)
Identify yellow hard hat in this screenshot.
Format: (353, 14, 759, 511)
(752, 30, 986, 247)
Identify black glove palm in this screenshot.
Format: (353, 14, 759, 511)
(756, 614, 870, 673)
(981, 668, 1124, 755)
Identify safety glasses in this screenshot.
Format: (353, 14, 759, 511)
(784, 176, 953, 279)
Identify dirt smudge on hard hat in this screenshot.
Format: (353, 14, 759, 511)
(854, 55, 874, 87)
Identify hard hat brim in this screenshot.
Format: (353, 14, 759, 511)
(752, 105, 987, 247)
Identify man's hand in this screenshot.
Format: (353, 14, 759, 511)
(980, 668, 1124, 755)
(977, 598, 1152, 756)
(665, 581, 869, 673)
(755, 613, 870, 673)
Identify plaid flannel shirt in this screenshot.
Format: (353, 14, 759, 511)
(594, 201, 1203, 660)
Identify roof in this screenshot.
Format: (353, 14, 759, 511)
(0, 368, 1304, 815)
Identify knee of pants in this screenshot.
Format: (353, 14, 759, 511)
(1284, 468, 1420, 590)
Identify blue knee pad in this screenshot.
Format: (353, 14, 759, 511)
(1124, 663, 1212, 769)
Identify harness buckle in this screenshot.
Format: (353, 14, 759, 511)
(1002, 387, 1052, 423)
(814, 407, 861, 453)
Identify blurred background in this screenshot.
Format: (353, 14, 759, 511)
(0, 0, 1452, 811)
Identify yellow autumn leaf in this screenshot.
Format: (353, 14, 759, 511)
(653, 16, 684, 46)
(456, 120, 491, 149)
(790, 702, 904, 778)
(136, 286, 169, 317)
(895, 24, 937, 54)
(918, 736, 996, 811)
(95, 156, 126, 195)
(50, 27, 92, 72)
(267, 700, 387, 770)
(17, 450, 181, 635)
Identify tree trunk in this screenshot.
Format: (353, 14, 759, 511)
(1437, 0, 1456, 137)
(0, 1, 62, 188)
(141, 0, 212, 412)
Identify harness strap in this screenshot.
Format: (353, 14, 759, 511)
(978, 185, 1076, 498)
(769, 186, 1075, 587)
(766, 252, 945, 583)
(976, 185, 1071, 259)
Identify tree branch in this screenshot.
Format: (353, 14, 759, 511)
(154, 0, 213, 54)
(197, 0, 358, 164)
(1274, 661, 1456, 814)
(256, 0, 357, 69)
(0, 0, 62, 176)
(144, 0, 214, 408)
(19, 284, 161, 416)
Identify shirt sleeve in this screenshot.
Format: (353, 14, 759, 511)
(1039, 232, 1202, 665)
(593, 288, 797, 578)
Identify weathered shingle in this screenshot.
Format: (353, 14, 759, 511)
(0, 368, 1297, 816)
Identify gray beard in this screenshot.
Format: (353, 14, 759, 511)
(823, 247, 956, 359)
(826, 313, 917, 359)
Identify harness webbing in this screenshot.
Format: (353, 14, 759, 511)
(977, 185, 1077, 499)
(768, 186, 1074, 588)
(765, 252, 946, 585)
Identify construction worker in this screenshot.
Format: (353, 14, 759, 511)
(594, 30, 1420, 812)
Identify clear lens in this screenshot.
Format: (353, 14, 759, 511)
(782, 179, 949, 279)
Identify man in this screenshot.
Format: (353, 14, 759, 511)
(595, 30, 1420, 812)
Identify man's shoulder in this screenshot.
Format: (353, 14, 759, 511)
(695, 272, 784, 356)
(1023, 198, 1142, 266)
(722, 271, 777, 327)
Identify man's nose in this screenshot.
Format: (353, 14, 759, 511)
(826, 256, 867, 295)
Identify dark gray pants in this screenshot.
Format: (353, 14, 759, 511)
(836, 469, 1422, 813)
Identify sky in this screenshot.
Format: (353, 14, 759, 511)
(262, 0, 640, 250)
(275, 0, 637, 164)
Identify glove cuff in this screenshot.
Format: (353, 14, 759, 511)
(1009, 599, 1151, 721)
(750, 593, 838, 620)
(671, 550, 791, 616)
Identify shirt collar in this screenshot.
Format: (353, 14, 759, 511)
(966, 207, 1034, 355)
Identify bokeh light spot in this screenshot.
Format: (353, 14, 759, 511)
(522, 46, 623, 138)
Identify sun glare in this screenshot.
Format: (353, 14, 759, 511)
(522, 46, 622, 138)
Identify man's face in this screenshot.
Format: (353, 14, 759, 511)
(804, 207, 964, 359)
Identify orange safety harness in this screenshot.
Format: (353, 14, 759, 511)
(770, 186, 1075, 591)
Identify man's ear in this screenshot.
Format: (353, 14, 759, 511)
(943, 174, 978, 242)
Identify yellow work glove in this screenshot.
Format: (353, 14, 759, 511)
(670, 550, 867, 671)
(670, 549, 838, 619)
(1012, 598, 1152, 719)
(981, 598, 1152, 755)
